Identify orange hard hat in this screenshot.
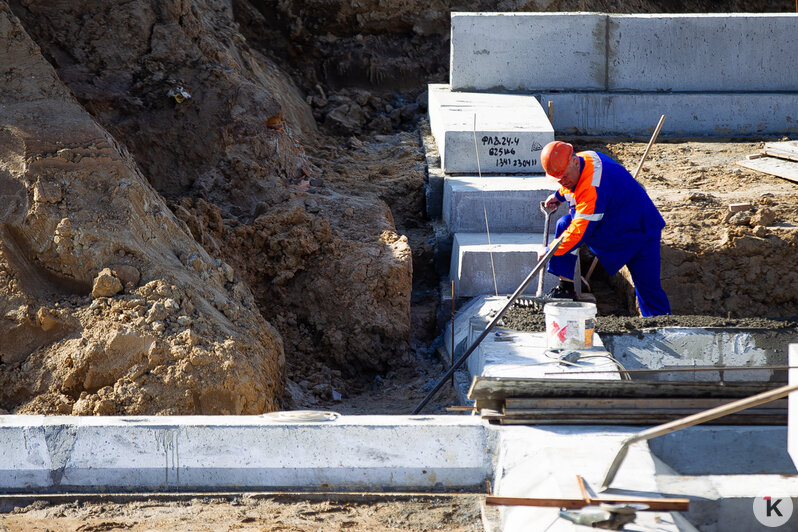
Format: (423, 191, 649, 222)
(541, 141, 574, 178)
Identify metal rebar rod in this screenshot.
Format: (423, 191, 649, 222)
(544, 365, 797, 376)
(411, 235, 564, 415)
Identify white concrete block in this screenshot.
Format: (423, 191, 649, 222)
(0, 416, 493, 492)
(428, 84, 553, 174)
(541, 92, 798, 137)
(450, 232, 555, 297)
(0, 423, 52, 490)
(450, 13, 607, 92)
(609, 15, 798, 92)
(442, 175, 560, 233)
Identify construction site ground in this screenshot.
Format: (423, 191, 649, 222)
(3, 1, 798, 530)
(0, 494, 483, 531)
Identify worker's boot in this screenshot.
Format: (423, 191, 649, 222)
(548, 280, 576, 299)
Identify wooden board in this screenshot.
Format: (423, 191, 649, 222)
(738, 156, 798, 184)
(762, 141, 798, 162)
(486, 495, 690, 511)
(490, 412, 786, 425)
(503, 397, 788, 410)
(469, 376, 781, 401)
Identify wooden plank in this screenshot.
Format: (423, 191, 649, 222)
(500, 407, 786, 418)
(737, 156, 798, 184)
(503, 397, 788, 410)
(468, 376, 780, 401)
(495, 413, 787, 425)
(486, 495, 690, 512)
(763, 141, 798, 162)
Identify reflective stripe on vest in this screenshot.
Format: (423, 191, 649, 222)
(575, 212, 604, 221)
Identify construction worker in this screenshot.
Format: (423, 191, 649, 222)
(541, 141, 670, 317)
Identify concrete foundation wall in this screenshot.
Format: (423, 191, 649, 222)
(540, 92, 798, 137)
(451, 13, 798, 93)
(450, 13, 606, 92)
(0, 416, 493, 493)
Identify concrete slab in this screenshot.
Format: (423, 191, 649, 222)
(449, 232, 556, 297)
(493, 425, 681, 531)
(541, 91, 798, 137)
(655, 474, 798, 531)
(601, 328, 794, 382)
(450, 12, 607, 92)
(0, 415, 494, 493)
(442, 175, 561, 233)
(428, 84, 553, 174)
(649, 426, 796, 476)
(608, 14, 798, 92)
(443, 296, 612, 382)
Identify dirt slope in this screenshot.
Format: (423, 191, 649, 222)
(0, 4, 283, 415)
(3, 0, 421, 412)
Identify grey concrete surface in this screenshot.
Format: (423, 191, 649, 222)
(451, 13, 798, 93)
(539, 91, 798, 138)
(601, 328, 796, 382)
(450, 12, 607, 92)
(608, 15, 798, 92)
(649, 426, 797, 475)
(449, 232, 556, 297)
(442, 175, 561, 233)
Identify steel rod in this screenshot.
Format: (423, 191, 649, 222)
(411, 235, 564, 414)
(544, 365, 797, 376)
(600, 382, 798, 490)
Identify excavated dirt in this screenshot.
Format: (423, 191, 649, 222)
(2, 0, 798, 418)
(0, 495, 482, 531)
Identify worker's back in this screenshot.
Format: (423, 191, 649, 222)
(578, 151, 665, 275)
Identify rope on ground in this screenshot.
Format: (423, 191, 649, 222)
(473, 113, 498, 297)
(261, 410, 341, 422)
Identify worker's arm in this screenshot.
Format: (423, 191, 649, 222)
(554, 187, 602, 256)
(544, 191, 564, 210)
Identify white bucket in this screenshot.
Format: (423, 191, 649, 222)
(544, 301, 597, 349)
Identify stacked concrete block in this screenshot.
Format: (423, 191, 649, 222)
(443, 175, 561, 233)
(427, 84, 553, 174)
(450, 12, 606, 92)
(448, 12, 798, 137)
(450, 233, 557, 297)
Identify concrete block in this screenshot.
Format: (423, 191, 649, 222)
(450, 13, 607, 92)
(442, 176, 561, 233)
(0, 416, 493, 492)
(541, 92, 798, 137)
(608, 15, 798, 92)
(428, 84, 553, 174)
(0, 422, 52, 490)
(450, 232, 558, 297)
